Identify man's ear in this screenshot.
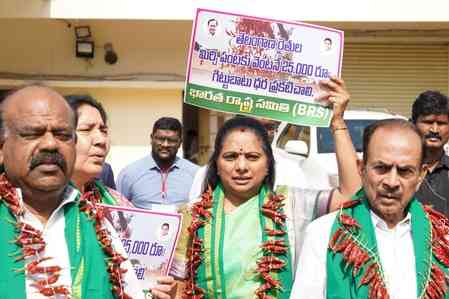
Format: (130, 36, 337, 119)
(0, 140, 5, 167)
(356, 158, 364, 178)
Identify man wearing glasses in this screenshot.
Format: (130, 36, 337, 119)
(118, 117, 199, 210)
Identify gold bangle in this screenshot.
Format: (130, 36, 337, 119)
(332, 127, 348, 133)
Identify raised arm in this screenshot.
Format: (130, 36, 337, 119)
(316, 77, 361, 211)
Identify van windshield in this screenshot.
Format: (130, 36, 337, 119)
(317, 119, 378, 153)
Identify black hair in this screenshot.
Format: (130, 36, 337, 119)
(203, 116, 275, 192)
(152, 117, 182, 138)
(324, 37, 332, 44)
(362, 118, 425, 166)
(411, 90, 449, 123)
(162, 223, 169, 228)
(207, 18, 218, 26)
(65, 94, 108, 125)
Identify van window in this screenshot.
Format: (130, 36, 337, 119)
(317, 119, 377, 153)
(276, 124, 310, 155)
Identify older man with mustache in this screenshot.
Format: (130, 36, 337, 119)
(0, 85, 144, 298)
(411, 90, 449, 217)
(290, 119, 449, 299)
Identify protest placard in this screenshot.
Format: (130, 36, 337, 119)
(185, 9, 344, 126)
(99, 204, 182, 297)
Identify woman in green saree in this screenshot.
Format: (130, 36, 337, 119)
(174, 76, 361, 299)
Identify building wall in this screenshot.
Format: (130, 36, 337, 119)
(2, 18, 449, 170)
(4, 0, 449, 22)
(0, 19, 188, 174)
(343, 43, 449, 117)
(0, 19, 190, 76)
(0, 0, 50, 18)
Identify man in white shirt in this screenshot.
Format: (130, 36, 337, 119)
(291, 118, 449, 299)
(0, 85, 146, 298)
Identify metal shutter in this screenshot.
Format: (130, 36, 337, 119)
(342, 43, 448, 117)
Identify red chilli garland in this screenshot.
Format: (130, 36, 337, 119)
(183, 187, 212, 299)
(256, 192, 288, 299)
(329, 200, 449, 299)
(0, 174, 131, 299)
(79, 182, 132, 299)
(184, 186, 289, 299)
(423, 207, 449, 299)
(0, 174, 71, 297)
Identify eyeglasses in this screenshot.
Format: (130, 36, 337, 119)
(152, 135, 180, 145)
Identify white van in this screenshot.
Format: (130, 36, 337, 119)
(273, 109, 407, 189)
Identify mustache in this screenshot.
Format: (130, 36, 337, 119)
(378, 191, 401, 199)
(30, 151, 67, 171)
(424, 132, 442, 140)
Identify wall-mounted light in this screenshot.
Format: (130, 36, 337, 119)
(75, 26, 91, 39)
(76, 40, 95, 58)
(74, 25, 94, 59)
(104, 43, 118, 64)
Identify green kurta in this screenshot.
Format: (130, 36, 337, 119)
(177, 184, 296, 299)
(221, 195, 262, 298)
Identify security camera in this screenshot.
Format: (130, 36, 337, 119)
(104, 43, 118, 65)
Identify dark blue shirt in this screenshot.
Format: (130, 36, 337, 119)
(99, 162, 116, 190)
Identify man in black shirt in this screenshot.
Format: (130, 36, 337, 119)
(412, 90, 449, 216)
